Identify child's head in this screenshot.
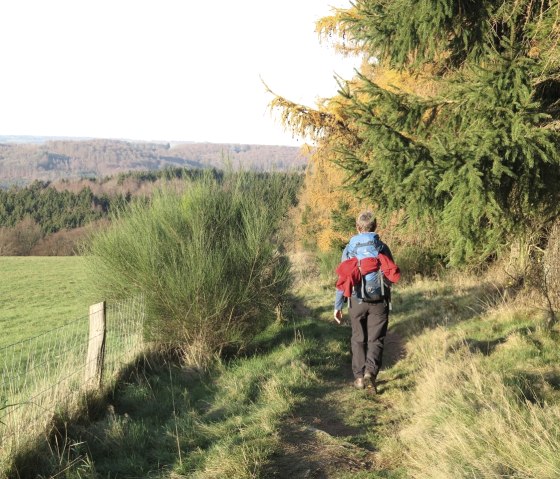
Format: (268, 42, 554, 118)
(356, 211, 377, 233)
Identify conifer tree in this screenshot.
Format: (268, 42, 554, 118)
(274, 0, 560, 265)
(336, 0, 560, 264)
(269, 90, 364, 250)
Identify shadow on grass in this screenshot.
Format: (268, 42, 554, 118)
(8, 350, 218, 478)
(465, 337, 509, 355)
(262, 348, 380, 478)
(502, 368, 560, 406)
(255, 280, 522, 476)
(10, 290, 409, 478)
(243, 292, 340, 356)
(260, 294, 406, 477)
(390, 281, 512, 339)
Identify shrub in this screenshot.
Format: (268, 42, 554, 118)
(85, 172, 298, 366)
(0, 217, 43, 256)
(396, 244, 445, 283)
(317, 249, 341, 288)
(29, 225, 94, 256)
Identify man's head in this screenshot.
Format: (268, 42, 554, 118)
(356, 211, 377, 233)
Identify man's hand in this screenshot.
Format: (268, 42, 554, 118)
(334, 309, 343, 324)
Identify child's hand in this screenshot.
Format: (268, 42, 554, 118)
(334, 310, 342, 324)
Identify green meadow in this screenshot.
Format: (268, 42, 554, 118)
(0, 257, 97, 347)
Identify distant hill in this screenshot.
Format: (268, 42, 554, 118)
(0, 137, 308, 185)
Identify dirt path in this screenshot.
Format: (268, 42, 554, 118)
(264, 327, 406, 478)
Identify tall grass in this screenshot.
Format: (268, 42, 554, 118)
(317, 249, 340, 288)
(25, 318, 316, 478)
(388, 274, 560, 478)
(85, 171, 300, 366)
(400, 333, 560, 478)
(0, 296, 146, 478)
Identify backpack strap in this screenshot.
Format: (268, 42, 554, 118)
(353, 240, 378, 249)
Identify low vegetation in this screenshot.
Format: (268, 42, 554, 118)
(4, 242, 560, 478)
(85, 171, 301, 366)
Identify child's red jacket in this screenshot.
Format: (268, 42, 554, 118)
(335, 254, 400, 298)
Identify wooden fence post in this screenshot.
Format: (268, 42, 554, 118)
(85, 301, 106, 389)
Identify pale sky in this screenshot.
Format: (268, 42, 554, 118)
(0, 1, 359, 146)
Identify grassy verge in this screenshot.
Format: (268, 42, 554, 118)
(17, 322, 315, 478)
(387, 276, 560, 478)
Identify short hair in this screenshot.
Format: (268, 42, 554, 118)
(356, 211, 377, 232)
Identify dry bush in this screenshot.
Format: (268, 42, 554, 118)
(0, 227, 19, 255)
(0, 218, 43, 256)
(30, 227, 88, 256)
(14, 218, 43, 255)
(289, 250, 322, 292)
(0, 228, 17, 256)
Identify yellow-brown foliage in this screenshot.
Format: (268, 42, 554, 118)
(368, 63, 438, 97)
(270, 10, 441, 253)
(269, 87, 372, 251)
(270, 67, 434, 252)
(299, 141, 369, 252)
(315, 6, 362, 56)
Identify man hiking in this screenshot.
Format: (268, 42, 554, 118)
(334, 211, 400, 391)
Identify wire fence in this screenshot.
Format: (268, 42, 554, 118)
(0, 295, 146, 465)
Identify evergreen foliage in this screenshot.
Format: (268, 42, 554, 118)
(274, 0, 560, 265)
(115, 165, 222, 185)
(0, 168, 218, 234)
(0, 181, 126, 234)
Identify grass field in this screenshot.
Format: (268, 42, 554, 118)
(0, 257, 98, 347)
(4, 252, 560, 478)
(1, 257, 146, 478)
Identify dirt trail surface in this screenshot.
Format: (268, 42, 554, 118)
(264, 326, 406, 478)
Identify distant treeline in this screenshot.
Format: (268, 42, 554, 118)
(0, 138, 307, 185)
(0, 167, 225, 233)
(0, 180, 126, 234)
(113, 165, 222, 186)
(0, 167, 303, 256)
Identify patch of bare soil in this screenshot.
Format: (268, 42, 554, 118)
(264, 329, 406, 478)
(264, 420, 376, 479)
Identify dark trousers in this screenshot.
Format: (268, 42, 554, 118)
(349, 299, 389, 379)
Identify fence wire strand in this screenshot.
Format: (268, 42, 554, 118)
(0, 295, 145, 462)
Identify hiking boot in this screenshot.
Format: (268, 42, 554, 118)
(364, 372, 377, 394)
(354, 377, 365, 389)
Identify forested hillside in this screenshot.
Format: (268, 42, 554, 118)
(0, 167, 225, 255)
(0, 138, 307, 186)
